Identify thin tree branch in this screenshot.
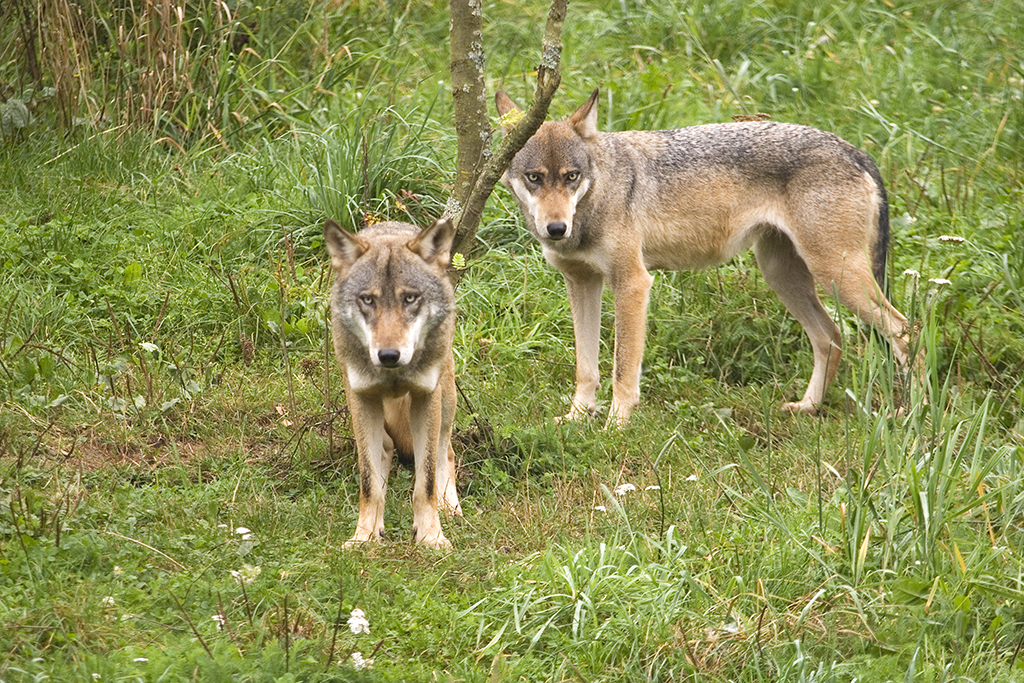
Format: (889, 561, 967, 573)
(448, 0, 567, 260)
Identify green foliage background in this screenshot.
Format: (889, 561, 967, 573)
(1, 0, 1024, 680)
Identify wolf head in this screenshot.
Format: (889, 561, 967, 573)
(324, 218, 455, 381)
(496, 89, 600, 244)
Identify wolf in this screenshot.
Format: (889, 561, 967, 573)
(496, 88, 916, 426)
(324, 217, 462, 548)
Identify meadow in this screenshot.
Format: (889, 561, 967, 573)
(1, 0, 1023, 680)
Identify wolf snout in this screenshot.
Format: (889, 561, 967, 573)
(546, 221, 568, 240)
(377, 348, 403, 367)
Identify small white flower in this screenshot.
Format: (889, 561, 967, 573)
(112, 566, 123, 577)
(929, 278, 952, 286)
(902, 269, 920, 279)
(593, 505, 608, 512)
(230, 564, 261, 585)
(350, 652, 374, 670)
(92, 675, 101, 681)
(686, 474, 699, 482)
(234, 527, 254, 541)
(720, 620, 740, 634)
(938, 234, 965, 243)
(133, 658, 149, 663)
(212, 614, 226, 630)
(101, 596, 116, 608)
(614, 483, 637, 496)
(348, 608, 370, 635)
(644, 485, 661, 491)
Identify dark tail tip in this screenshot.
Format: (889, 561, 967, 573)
(871, 171, 891, 292)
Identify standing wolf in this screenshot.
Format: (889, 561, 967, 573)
(496, 89, 915, 425)
(325, 217, 462, 548)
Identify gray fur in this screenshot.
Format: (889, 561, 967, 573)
(496, 88, 917, 423)
(325, 218, 461, 549)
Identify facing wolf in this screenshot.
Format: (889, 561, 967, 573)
(496, 88, 916, 426)
(325, 218, 462, 549)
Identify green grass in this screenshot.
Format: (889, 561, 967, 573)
(2, 0, 1024, 680)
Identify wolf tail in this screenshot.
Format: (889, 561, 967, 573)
(868, 165, 891, 291)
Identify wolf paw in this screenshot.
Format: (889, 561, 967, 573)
(780, 400, 821, 416)
(342, 526, 386, 549)
(555, 402, 598, 424)
(412, 526, 451, 550)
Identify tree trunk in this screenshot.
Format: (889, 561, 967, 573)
(448, 0, 567, 260)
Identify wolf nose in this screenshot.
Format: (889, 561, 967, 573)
(377, 348, 402, 367)
(546, 222, 567, 239)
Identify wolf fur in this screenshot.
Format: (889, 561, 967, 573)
(325, 217, 462, 548)
(496, 88, 915, 425)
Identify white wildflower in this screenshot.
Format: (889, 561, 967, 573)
(112, 566, 123, 577)
(613, 483, 637, 496)
(720, 620, 740, 634)
(938, 234, 965, 243)
(348, 608, 370, 635)
(351, 652, 374, 670)
(92, 675, 101, 681)
(101, 596, 116, 608)
(230, 564, 261, 585)
(929, 278, 952, 286)
(902, 269, 920, 279)
(594, 505, 607, 512)
(234, 527, 254, 541)
(686, 474, 699, 482)
(133, 658, 149, 663)
(212, 614, 226, 630)
(644, 485, 661, 491)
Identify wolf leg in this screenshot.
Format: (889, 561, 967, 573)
(829, 259, 923, 405)
(437, 362, 462, 516)
(559, 269, 605, 422)
(344, 392, 390, 547)
(754, 230, 843, 414)
(409, 389, 450, 549)
(608, 265, 654, 426)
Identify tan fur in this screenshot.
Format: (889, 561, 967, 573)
(325, 218, 461, 549)
(497, 89, 916, 425)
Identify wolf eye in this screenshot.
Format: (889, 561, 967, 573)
(525, 172, 542, 184)
(565, 171, 580, 182)
(402, 293, 420, 306)
(359, 295, 375, 306)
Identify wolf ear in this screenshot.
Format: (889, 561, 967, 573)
(495, 90, 523, 133)
(408, 218, 455, 266)
(568, 88, 600, 139)
(324, 219, 367, 271)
